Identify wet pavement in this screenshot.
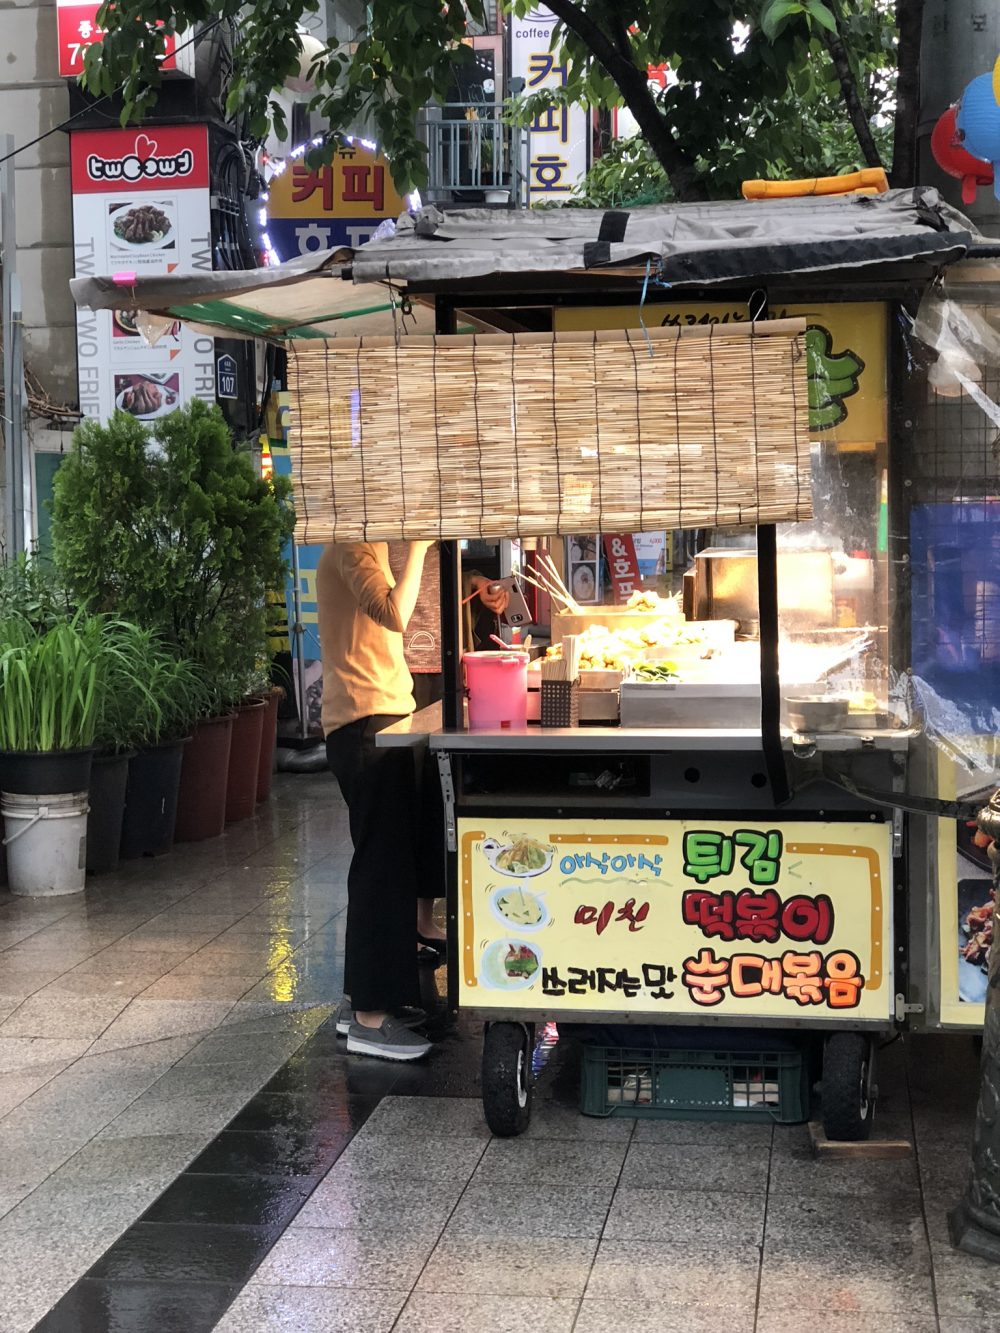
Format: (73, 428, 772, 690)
(0, 772, 996, 1331)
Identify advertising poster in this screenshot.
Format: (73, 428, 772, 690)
(266, 394, 325, 735)
(266, 143, 407, 262)
(936, 749, 997, 1026)
(509, 5, 589, 204)
(566, 534, 602, 604)
(458, 818, 892, 1021)
(70, 126, 216, 423)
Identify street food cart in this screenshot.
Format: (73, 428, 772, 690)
(71, 187, 1000, 1139)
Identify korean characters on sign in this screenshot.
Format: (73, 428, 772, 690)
(458, 819, 890, 1021)
(265, 143, 407, 261)
(679, 830, 862, 1011)
(510, 6, 589, 203)
(55, 0, 189, 78)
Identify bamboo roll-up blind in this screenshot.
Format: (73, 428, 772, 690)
(288, 319, 810, 544)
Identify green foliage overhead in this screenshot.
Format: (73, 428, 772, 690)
(82, 0, 914, 200)
(51, 402, 294, 707)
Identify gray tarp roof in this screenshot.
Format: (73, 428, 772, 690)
(70, 188, 983, 342)
(351, 187, 978, 288)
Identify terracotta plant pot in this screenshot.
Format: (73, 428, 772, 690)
(225, 700, 265, 824)
(256, 688, 282, 805)
(174, 713, 235, 843)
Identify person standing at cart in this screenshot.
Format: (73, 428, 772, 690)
(317, 540, 507, 1060)
(385, 542, 509, 965)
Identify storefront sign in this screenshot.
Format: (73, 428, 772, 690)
(458, 818, 892, 1021)
(555, 302, 888, 447)
(510, 6, 589, 204)
(266, 143, 406, 262)
(603, 534, 641, 604)
(70, 126, 215, 423)
(56, 1, 192, 78)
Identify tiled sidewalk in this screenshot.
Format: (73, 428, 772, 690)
(213, 1036, 1000, 1333)
(0, 773, 347, 1329)
(1, 772, 999, 1331)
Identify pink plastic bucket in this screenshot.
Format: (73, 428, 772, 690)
(463, 651, 529, 730)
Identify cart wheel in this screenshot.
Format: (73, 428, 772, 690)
(821, 1032, 876, 1141)
(482, 1021, 534, 1137)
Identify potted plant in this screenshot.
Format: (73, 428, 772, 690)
(118, 644, 209, 860)
(173, 700, 235, 844)
(0, 611, 106, 896)
(50, 402, 294, 837)
(87, 622, 169, 872)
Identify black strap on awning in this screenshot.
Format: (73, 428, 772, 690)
(583, 210, 631, 267)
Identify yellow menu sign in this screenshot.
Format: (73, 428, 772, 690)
(458, 818, 892, 1022)
(554, 302, 887, 448)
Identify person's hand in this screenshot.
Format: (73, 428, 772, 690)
(473, 575, 509, 615)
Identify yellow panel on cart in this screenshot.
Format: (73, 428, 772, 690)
(554, 302, 887, 450)
(457, 818, 893, 1022)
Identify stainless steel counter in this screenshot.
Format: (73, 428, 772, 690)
(375, 704, 913, 753)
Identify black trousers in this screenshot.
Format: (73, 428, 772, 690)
(326, 716, 421, 1012)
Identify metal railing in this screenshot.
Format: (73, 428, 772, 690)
(419, 104, 526, 207)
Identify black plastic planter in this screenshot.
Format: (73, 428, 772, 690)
(120, 739, 187, 860)
(0, 749, 93, 796)
(86, 751, 132, 874)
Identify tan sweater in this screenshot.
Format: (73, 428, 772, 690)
(317, 542, 416, 735)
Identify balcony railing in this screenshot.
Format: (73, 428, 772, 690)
(419, 104, 526, 207)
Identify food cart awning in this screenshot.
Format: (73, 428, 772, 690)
(70, 250, 386, 343)
(69, 189, 983, 344)
(349, 188, 979, 289)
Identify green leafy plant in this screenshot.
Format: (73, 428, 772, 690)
(51, 402, 294, 708)
(0, 612, 104, 753)
(94, 623, 212, 752)
(0, 554, 74, 630)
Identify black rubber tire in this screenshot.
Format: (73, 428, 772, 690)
(822, 1032, 875, 1141)
(482, 1021, 533, 1136)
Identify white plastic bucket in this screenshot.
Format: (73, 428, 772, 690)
(464, 651, 529, 729)
(1, 790, 89, 897)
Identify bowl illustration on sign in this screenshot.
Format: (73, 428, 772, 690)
(481, 835, 553, 878)
(479, 938, 542, 990)
(490, 885, 549, 932)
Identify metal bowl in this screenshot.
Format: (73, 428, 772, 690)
(786, 694, 849, 733)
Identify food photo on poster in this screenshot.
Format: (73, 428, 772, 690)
(108, 199, 176, 251)
(459, 819, 892, 1021)
(956, 804, 995, 1004)
(113, 372, 180, 419)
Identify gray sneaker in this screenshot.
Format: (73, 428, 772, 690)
(336, 1000, 426, 1037)
(346, 1015, 432, 1061)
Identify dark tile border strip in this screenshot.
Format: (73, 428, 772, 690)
(30, 1017, 401, 1333)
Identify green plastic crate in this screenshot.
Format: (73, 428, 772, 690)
(580, 1044, 809, 1123)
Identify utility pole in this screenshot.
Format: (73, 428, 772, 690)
(0, 133, 30, 557)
